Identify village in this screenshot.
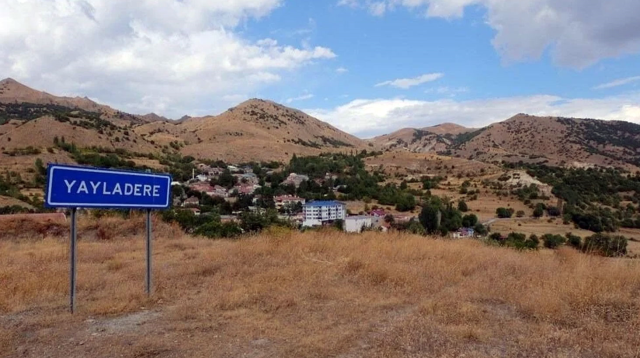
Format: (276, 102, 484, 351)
(169, 161, 480, 237)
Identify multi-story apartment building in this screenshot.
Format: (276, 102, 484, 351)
(302, 200, 346, 227)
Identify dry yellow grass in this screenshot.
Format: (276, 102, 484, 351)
(2, 218, 640, 357)
(489, 218, 596, 237)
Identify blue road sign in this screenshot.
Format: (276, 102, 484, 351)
(45, 165, 172, 209)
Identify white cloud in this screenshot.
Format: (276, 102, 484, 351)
(339, 0, 640, 68)
(425, 86, 469, 95)
(286, 93, 314, 103)
(337, 0, 361, 8)
(369, 2, 387, 16)
(594, 76, 640, 90)
(307, 92, 640, 137)
(336, 67, 349, 73)
(376, 73, 444, 89)
(0, 0, 335, 117)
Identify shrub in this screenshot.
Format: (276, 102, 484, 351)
(542, 234, 566, 249)
(583, 233, 627, 257)
(516, 210, 525, 218)
(547, 206, 561, 217)
(496, 207, 514, 218)
(457, 200, 468, 212)
(565, 233, 582, 249)
(474, 223, 488, 236)
(194, 221, 242, 239)
(533, 206, 544, 218)
(461, 214, 478, 228)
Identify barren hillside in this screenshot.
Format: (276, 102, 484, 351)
(371, 123, 472, 153)
(374, 114, 640, 171)
(1, 80, 371, 164)
(453, 114, 640, 170)
(135, 99, 370, 162)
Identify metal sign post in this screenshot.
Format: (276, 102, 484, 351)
(146, 209, 152, 296)
(45, 164, 171, 313)
(69, 208, 77, 314)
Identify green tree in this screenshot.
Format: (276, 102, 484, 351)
(496, 207, 514, 218)
(462, 214, 478, 228)
(419, 204, 440, 234)
(457, 200, 468, 212)
(473, 223, 488, 236)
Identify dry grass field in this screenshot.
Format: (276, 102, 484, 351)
(2, 216, 640, 357)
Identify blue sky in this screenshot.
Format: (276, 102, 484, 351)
(1, 0, 640, 137)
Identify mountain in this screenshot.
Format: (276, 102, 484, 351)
(0, 79, 369, 164)
(374, 114, 640, 170)
(371, 123, 473, 153)
(0, 78, 107, 113)
(453, 114, 640, 170)
(134, 99, 369, 163)
(0, 79, 158, 154)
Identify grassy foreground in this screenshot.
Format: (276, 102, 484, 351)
(1, 216, 640, 357)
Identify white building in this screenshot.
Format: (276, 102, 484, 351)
(344, 216, 373, 233)
(302, 201, 346, 227)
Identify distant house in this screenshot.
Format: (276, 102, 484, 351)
(235, 184, 260, 195)
(227, 165, 240, 173)
(234, 173, 259, 185)
(302, 200, 346, 227)
(370, 209, 386, 217)
(452, 228, 475, 239)
(210, 185, 229, 198)
(393, 214, 415, 224)
(196, 174, 208, 182)
(345, 216, 373, 233)
(189, 182, 214, 193)
(182, 196, 200, 207)
(274, 195, 306, 209)
(284, 173, 310, 188)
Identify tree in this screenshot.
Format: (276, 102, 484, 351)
(395, 193, 416, 212)
(583, 233, 627, 257)
(547, 206, 561, 217)
(533, 206, 544, 218)
(419, 204, 440, 234)
(565, 233, 582, 249)
(542, 234, 566, 249)
(462, 214, 478, 228)
(457, 200, 468, 212)
(406, 220, 426, 235)
(496, 207, 514, 218)
(216, 169, 237, 189)
(474, 223, 488, 236)
(34, 158, 46, 175)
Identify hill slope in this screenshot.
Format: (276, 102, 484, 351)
(371, 123, 473, 153)
(135, 99, 369, 162)
(1, 79, 369, 164)
(374, 114, 640, 170)
(454, 114, 640, 170)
